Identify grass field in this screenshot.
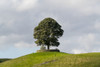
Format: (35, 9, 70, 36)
(0, 52, 100, 67)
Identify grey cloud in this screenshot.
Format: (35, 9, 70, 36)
(0, 0, 100, 54)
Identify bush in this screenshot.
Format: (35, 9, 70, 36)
(40, 45, 46, 50)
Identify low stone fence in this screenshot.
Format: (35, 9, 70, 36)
(37, 49, 60, 53)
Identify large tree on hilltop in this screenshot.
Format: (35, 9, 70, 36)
(33, 17, 64, 50)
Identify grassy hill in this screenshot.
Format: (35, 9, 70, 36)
(0, 59, 11, 63)
(0, 52, 100, 67)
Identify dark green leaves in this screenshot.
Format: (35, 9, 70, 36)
(33, 17, 64, 49)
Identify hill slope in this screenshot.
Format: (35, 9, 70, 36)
(0, 52, 100, 67)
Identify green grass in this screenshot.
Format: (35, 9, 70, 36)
(0, 52, 100, 67)
(40, 53, 100, 67)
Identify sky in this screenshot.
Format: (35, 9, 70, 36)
(0, 0, 100, 58)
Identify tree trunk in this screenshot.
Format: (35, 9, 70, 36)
(47, 45, 50, 50)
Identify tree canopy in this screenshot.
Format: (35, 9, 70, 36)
(33, 17, 64, 50)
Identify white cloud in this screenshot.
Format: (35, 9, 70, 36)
(0, 34, 30, 49)
(43, 0, 100, 15)
(15, 41, 34, 48)
(0, 0, 10, 6)
(12, 0, 38, 11)
(0, 36, 7, 45)
(78, 34, 95, 46)
(94, 21, 100, 30)
(72, 49, 87, 54)
(0, 0, 38, 11)
(59, 33, 96, 53)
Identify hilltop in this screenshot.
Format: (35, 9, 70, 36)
(0, 52, 100, 67)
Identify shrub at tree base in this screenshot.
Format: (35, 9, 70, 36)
(37, 49, 60, 53)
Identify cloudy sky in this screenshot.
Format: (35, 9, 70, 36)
(0, 0, 100, 58)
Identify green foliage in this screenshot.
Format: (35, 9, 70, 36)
(34, 17, 64, 50)
(0, 52, 100, 67)
(0, 59, 11, 63)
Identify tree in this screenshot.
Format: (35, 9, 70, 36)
(33, 17, 64, 50)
